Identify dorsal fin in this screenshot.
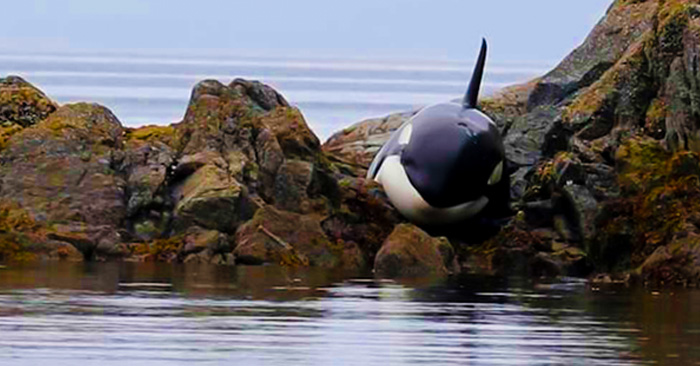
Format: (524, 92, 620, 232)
(463, 38, 487, 109)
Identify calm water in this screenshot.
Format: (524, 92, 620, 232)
(0, 51, 546, 139)
(1, 263, 699, 365)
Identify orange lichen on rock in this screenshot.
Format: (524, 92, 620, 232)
(594, 136, 700, 272)
(125, 125, 177, 146)
(644, 98, 668, 138)
(0, 76, 57, 128)
(146, 237, 184, 262)
(0, 124, 23, 151)
(0, 202, 42, 262)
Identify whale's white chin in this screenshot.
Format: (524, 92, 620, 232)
(376, 156, 488, 226)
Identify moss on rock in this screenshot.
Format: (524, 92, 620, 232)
(0, 76, 57, 128)
(0, 202, 41, 262)
(593, 136, 700, 276)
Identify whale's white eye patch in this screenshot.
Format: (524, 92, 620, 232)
(487, 160, 503, 186)
(398, 123, 413, 145)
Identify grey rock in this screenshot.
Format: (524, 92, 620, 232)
(502, 106, 560, 166)
(560, 184, 599, 243)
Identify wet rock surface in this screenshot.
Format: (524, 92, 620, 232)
(0, 103, 127, 259)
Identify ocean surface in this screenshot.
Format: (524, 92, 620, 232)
(1, 262, 700, 365)
(0, 51, 548, 140)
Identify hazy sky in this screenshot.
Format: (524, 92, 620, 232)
(0, 1, 613, 63)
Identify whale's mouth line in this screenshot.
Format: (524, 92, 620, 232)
(376, 155, 489, 225)
(402, 152, 489, 209)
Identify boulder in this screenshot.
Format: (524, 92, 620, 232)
(640, 236, 700, 285)
(472, 0, 700, 281)
(172, 163, 245, 232)
(233, 205, 340, 268)
(0, 103, 126, 259)
(117, 77, 338, 262)
(501, 106, 562, 166)
(527, 1, 657, 108)
(0, 77, 407, 270)
(374, 223, 457, 278)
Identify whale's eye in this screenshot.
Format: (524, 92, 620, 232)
(487, 160, 503, 186)
(398, 123, 413, 145)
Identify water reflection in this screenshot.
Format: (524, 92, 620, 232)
(0, 262, 697, 365)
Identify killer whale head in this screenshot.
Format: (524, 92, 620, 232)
(368, 39, 507, 224)
(400, 103, 504, 208)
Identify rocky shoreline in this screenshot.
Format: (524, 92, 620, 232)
(325, 0, 700, 285)
(0, 75, 406, 273)
(3, 0, 700, 286)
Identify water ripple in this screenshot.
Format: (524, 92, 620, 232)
(0, 270, 654, 366)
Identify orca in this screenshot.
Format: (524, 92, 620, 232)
(367, 39, 509, 226)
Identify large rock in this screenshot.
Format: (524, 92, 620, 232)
(233, 206, 345, 268)
(0, 103, 126, 258)
(172, 163, 245, 232)
(173, 78, 336, 212)
(486, 0, 700, 280)
(374, 223, 457, 278)
(640, 235, 700, 285)
(120, 77, 384, 268)
(527, 1, 658, 108)
(118, 78, 344, 264)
